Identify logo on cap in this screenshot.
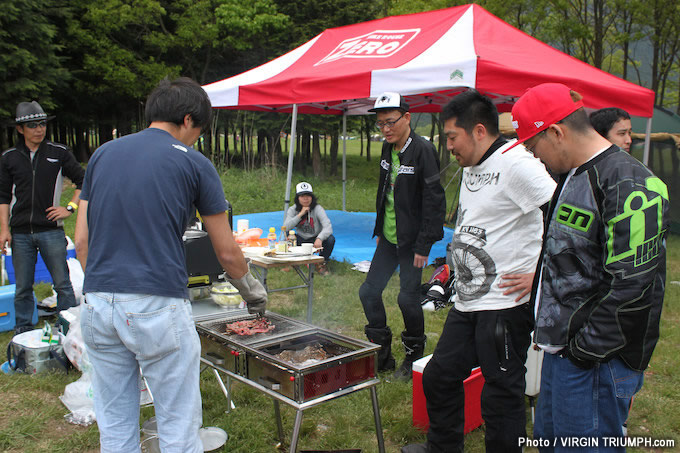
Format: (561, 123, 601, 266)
(534, 121, 544, 128)
(315, 29, 420, 66)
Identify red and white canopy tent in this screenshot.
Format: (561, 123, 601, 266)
(203, 4, 655, 211)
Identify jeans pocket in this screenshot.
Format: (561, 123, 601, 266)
(80, 298, 98, 349)
(127, 304, 181, 361)
(608, 359, 643, 399)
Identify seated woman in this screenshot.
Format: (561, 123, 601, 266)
(283, 182, 335, 275)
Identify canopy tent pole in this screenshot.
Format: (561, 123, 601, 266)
(284, 104, 298, 218)
(342, 111, 347, 211)
(642, 117, 652, 166)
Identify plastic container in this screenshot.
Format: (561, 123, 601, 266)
(267, 227, 277, 250)
(412, 355, 485, 434)
(210, 282, 241, 307)
(288, 229, 297, 247)
(199, 426, 228, 451)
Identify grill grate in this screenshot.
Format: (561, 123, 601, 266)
(197, 313, 312, 345)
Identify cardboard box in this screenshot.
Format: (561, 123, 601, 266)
(0, 284, 39, 332)
(5, 237, 76, 284)
(412, 354, 485, 434)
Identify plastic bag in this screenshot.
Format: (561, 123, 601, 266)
(38, 257, 85, 309)
(59, 305, 96, 425)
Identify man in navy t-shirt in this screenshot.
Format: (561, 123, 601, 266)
(74, 78, 267, 453)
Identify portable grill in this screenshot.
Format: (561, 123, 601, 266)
(195, 309, 385, 452)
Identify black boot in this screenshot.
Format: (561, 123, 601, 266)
(393, 332, 426, 381)
(365, 325, 396, 372)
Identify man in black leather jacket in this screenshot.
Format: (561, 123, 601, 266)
(359, 92, 446, 380)
(511, 83, 670, 450)
(0, 101, 84, 333)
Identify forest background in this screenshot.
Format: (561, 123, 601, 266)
(1, 0, 679, 173)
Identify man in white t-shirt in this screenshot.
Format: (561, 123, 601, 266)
(402, 90, 556, 453)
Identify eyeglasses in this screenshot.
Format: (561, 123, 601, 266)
(24, 121, 47, 129)
(525, 130, 546, 155)
(375, 113, 404, 130)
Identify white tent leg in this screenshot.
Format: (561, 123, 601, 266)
(342, 112, 347, 211)
(284, 104, 298, 217)
(642, 117, 652, 166)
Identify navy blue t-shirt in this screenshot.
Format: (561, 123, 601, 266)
(80, 128, 228, 298)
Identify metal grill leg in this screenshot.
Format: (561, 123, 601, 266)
(370, 386, 385, 453)
(289, 410, 304, 453)
(273, 399, 285, 444)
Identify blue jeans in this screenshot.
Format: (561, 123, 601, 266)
(12, 230, 76, 328)
(81, 293, 203, 453)
(534, 353, 644, 452)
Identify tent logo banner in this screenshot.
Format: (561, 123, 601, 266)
(315, 29, 420, 66)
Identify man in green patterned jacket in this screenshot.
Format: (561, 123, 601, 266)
(509, 83, 670, 451)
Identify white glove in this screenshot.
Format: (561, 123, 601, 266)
(227, 272, 268, 315)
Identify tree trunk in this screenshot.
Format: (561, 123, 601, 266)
(364, 116, 372, 161)
(312, 132, 322, 177)
(330, 129, 339, 176)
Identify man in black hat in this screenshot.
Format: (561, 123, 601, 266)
(0, 101, 84, 333)
(359, 92, 446, 380)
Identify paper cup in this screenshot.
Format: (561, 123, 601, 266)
(300, 243, 314, 254)
(236, 219, 249, 234)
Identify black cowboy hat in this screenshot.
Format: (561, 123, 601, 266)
(10, 101, 56, 126)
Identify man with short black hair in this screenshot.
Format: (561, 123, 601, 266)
(75, 77, 267, 452)
(589, 107, 633, 152)
(359, 92, 446, 381)
(403, 89, 555, 453)
(511, 83, 669, 449)
(0, 101, 83, 334)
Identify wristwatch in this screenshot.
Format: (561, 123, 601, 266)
(66, 204, 75, 213)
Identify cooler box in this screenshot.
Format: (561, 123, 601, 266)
(5, 236, 76, 284)
(412, 355, 485, 434)
(0, 284, 39, 332)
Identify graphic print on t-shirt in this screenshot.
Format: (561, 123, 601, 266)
(298, 214, 315, 235)
(452, 214, 497, 301)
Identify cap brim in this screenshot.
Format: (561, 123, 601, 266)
(502, 138, 527, 153)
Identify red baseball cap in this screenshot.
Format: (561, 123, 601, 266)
(504, 83, 584, 152)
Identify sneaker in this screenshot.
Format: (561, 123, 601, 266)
(401, 442, 431, 453)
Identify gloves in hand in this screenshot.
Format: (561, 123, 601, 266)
(227, 272, 268, 315)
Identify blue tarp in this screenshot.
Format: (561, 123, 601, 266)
(233, 210, 454, 265)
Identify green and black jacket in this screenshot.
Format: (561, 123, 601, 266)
(532, 146, 670, 372)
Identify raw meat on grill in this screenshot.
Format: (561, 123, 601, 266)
(225, 318, 275, 336)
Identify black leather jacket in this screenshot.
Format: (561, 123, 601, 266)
(373, 130, 446, 256)
(0, 140, 84, 234)
(532, 146, 670, 371)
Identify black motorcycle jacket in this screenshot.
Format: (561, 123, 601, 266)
(533, 146, 669, 372)
(373, 130, 446, 256)
(0, 139, 84, 234)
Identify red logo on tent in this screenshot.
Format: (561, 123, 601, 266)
(315, 29, 420, 66)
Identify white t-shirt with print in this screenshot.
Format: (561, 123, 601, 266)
(452, 140, 556, 312)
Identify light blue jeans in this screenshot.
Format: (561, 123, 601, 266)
(81, 293, 203, 453)
(534, 352, 644, 452)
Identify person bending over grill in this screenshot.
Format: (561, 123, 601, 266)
(283, 181, 335, 275)
(74, 77, 267, 453)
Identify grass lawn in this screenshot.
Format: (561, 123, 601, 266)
(0, 153, 677, 452)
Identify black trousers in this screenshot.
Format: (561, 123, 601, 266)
(423, 304, 533, 453)
(359, 236, 424, 337)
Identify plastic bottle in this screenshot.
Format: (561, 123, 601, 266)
(276, 226, 288, 253)
(288, 229, 297, 247)
(267, 227, 277, 250)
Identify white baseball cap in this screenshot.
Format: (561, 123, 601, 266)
(369, 92, 410, 112)
(296, 182, 313, 195)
